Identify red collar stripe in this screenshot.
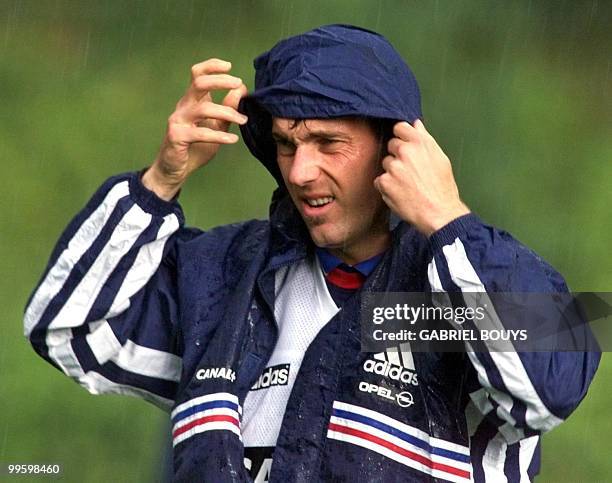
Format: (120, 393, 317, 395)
(326, 267, 365, 290)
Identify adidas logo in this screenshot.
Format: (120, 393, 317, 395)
(363, 343, 418, 386)
(251, 363, 290, 391)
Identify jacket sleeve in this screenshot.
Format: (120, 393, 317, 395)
(24, 172, 185, 411)
(426, 214, 600, 440)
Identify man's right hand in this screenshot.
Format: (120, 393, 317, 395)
(142, 58, 248, 200)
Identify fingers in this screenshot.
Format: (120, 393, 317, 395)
(153, 59, 245, 186)
(387, 137, 419, 161)
(387, 138, 403, 157)
(185, 58, 244, 103)
(187, 74, 244, 102)
(190, 58, 233, 79)
(392, 119, 428, 142)
(191, 126, 239, 144)
(173, 59, 249, 132)
(222, 83, 248, 111)
(387, 119, 436, 159)
(413, 119, 427, 132)
(380, 154, 404, 175)
(373, 174, 384, 193)
(373, 173, 397, 211)
(217, 84, 249, 132)
(392, 121, 415, 141)
(187, 102, 247, 126)
(167, 124, 239, 146)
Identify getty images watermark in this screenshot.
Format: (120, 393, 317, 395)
(360, 292, 611, 352)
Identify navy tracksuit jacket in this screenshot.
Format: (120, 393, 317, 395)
(25, 24, 599, 482)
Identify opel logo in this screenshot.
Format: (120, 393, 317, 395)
(396, 391, 414, 408)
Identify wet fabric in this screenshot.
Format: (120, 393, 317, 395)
(24, 23, 600, 483)
(25, 172, 600, 481)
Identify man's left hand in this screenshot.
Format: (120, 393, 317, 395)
(374, 120, 470, 236)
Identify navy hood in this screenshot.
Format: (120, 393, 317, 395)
(239, 24, 423, 184)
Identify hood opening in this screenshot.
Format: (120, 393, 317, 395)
(238, 24, 423, 186)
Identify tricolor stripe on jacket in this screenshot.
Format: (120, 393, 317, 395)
(328, 401, 472, 483)
(171, 393, 242, 446)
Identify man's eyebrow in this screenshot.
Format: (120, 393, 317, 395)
(271, 131, 291, 142)
(305, 130, 351, 141)
(271, 129, 351, 142)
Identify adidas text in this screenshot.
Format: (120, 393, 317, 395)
(363, 359, 418, 386)
(251, 363, 290, 391)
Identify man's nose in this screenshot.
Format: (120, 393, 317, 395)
(287, 145, 321, 186)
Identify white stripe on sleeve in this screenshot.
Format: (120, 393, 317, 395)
(24, 181, 130, 336)
(56, 211, 181, 382)
(518, 435, 539, 483)
(114, 340, 181, 382)
(85, 321, 181, 382)
(48, 203, 153, 330)
(78, 371, 174, 410)
(104, 213, 179, 319)
(482, 432, 508, 483)
(47, 328, 84, 377)
(438, 238, 563, 432)
(86, 320, 123, 364)
(464, 397, 486, 438)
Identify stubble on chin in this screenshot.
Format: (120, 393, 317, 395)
(305, 218, 341, 249)
(305, 215, 326, 227)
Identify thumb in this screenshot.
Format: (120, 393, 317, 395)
(223, 83, 248, 111)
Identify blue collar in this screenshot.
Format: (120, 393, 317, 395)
(315, 248, 384, 277)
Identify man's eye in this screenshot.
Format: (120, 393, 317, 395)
(319, 139, 340, 148)
(275, 140, 296, 155)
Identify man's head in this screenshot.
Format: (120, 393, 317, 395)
(239, 24, 422, 261)
(272, 117, 392, 263)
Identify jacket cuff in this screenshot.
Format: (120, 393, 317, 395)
(428, 213, 482, 253)
(128, 170, 184, 221)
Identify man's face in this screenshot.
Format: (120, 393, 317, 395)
(272, 117, 390, 264)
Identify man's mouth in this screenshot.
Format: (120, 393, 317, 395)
(306, 196, 334, 207)
(301, 195, 335, 217)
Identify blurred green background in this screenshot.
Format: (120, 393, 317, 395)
(1, 0, 610, 481)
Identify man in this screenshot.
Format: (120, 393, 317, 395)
(24, 25, 598, 482)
